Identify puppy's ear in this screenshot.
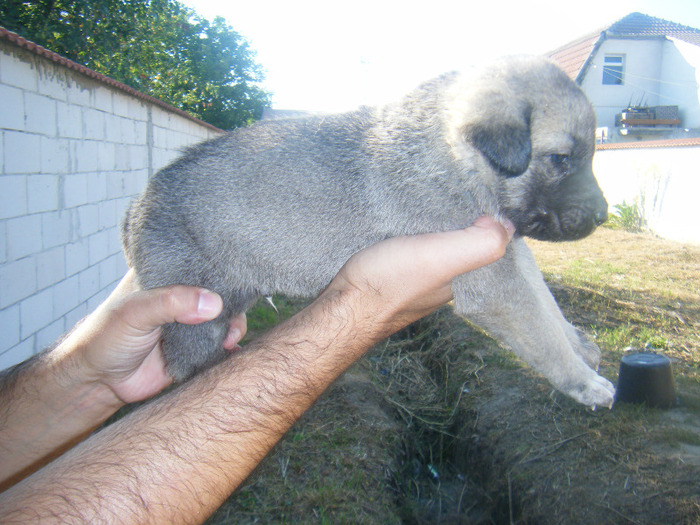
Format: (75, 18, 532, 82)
(466, 106, 532, 177)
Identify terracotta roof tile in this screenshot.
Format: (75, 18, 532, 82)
(549, 32, 602, 80)
(596, 137, 700, 150)
(548, 13, 700, 83)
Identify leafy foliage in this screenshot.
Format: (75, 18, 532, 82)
(605, 201, 645, 233)
(0, 0, 271, 129)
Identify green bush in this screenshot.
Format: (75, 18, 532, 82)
(605, 201, 645, 232)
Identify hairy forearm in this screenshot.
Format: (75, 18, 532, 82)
(0, 288, 377, 523)
(0, 274, 227, 489)
(0, 343, 123, 489)
(0, 220, 510, 522)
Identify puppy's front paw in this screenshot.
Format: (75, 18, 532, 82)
(571, 328, 602, 371)
(563, 371, 615, 409)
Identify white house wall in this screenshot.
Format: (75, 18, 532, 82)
(0, 41, 222, 371)
(661, 38, 700, 128)
(582, 38, 665, 129)
(582, 38, 700, 133)
(594, 144, 700, 245)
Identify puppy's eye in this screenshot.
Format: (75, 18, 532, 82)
(550, 154, 570, 174)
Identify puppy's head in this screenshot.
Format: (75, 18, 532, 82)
(460, 56, 608, 241)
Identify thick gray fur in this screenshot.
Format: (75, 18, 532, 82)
(123, 55, 615, 408)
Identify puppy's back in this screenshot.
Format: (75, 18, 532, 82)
(122, 109, 383, 298)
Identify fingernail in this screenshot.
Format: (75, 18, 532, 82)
(502, 218, 516, 239)
(222, 328, 242, 350)
(474, 216, 516, 240)
(197, 290, 222, 317)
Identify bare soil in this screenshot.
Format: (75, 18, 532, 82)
(207, 228, 700, 524)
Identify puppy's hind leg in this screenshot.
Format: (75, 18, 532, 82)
(162, 291, 259, 382)
(161, 316, 231, 382)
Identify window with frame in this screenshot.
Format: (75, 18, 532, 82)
(602, 54, 624, 85)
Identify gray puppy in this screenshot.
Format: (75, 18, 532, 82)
(123, 55, 615, 408)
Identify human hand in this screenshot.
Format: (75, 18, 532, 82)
(326, 216, 514, 338)
(58, 271, 247, 405)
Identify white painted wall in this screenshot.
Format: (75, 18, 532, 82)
(662, 39, 700, 129)
(0, 40, 222, 371)
(582, 39, 664, 129)
(581, 38, 700, 133)
(594, 144, 700, 245)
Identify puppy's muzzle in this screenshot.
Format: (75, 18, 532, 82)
(593, 199, 608, 226)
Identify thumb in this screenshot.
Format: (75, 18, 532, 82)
(440, 216, 514, 278)
(119, 285, 224, 332)
(387, 216, 513, 290)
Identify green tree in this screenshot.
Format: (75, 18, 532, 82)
(0, 0, 270, 128)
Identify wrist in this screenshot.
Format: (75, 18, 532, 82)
(313, 283, 395, 355)
(50, 338, 126, 418)
(322, 276, 425, 347)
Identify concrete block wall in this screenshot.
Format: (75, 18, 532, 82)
(0, 37, 222, 371)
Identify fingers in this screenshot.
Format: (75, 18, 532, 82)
(329, 215, 513, 329)
(107, 269, 139, 301)
(116, 281, 249, 350)
(436, 216, 514, 280)
(119, 285, 224, 333)
(382, 216, 513, 290)
(223, 313, 248, 350)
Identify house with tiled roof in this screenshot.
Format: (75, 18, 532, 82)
(549, 12, 700, 143)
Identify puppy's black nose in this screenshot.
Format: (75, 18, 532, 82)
(594, 204, 608, 226)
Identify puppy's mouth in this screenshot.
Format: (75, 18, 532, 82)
(520, 207, 562, 239)
(515, 205, 607, 241)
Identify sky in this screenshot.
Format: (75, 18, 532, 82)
(182, 0, 700, 112)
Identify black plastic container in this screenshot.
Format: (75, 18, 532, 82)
(615, 352, 677, 409)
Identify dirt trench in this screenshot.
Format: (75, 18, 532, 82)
(365, 305, 700, 525)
